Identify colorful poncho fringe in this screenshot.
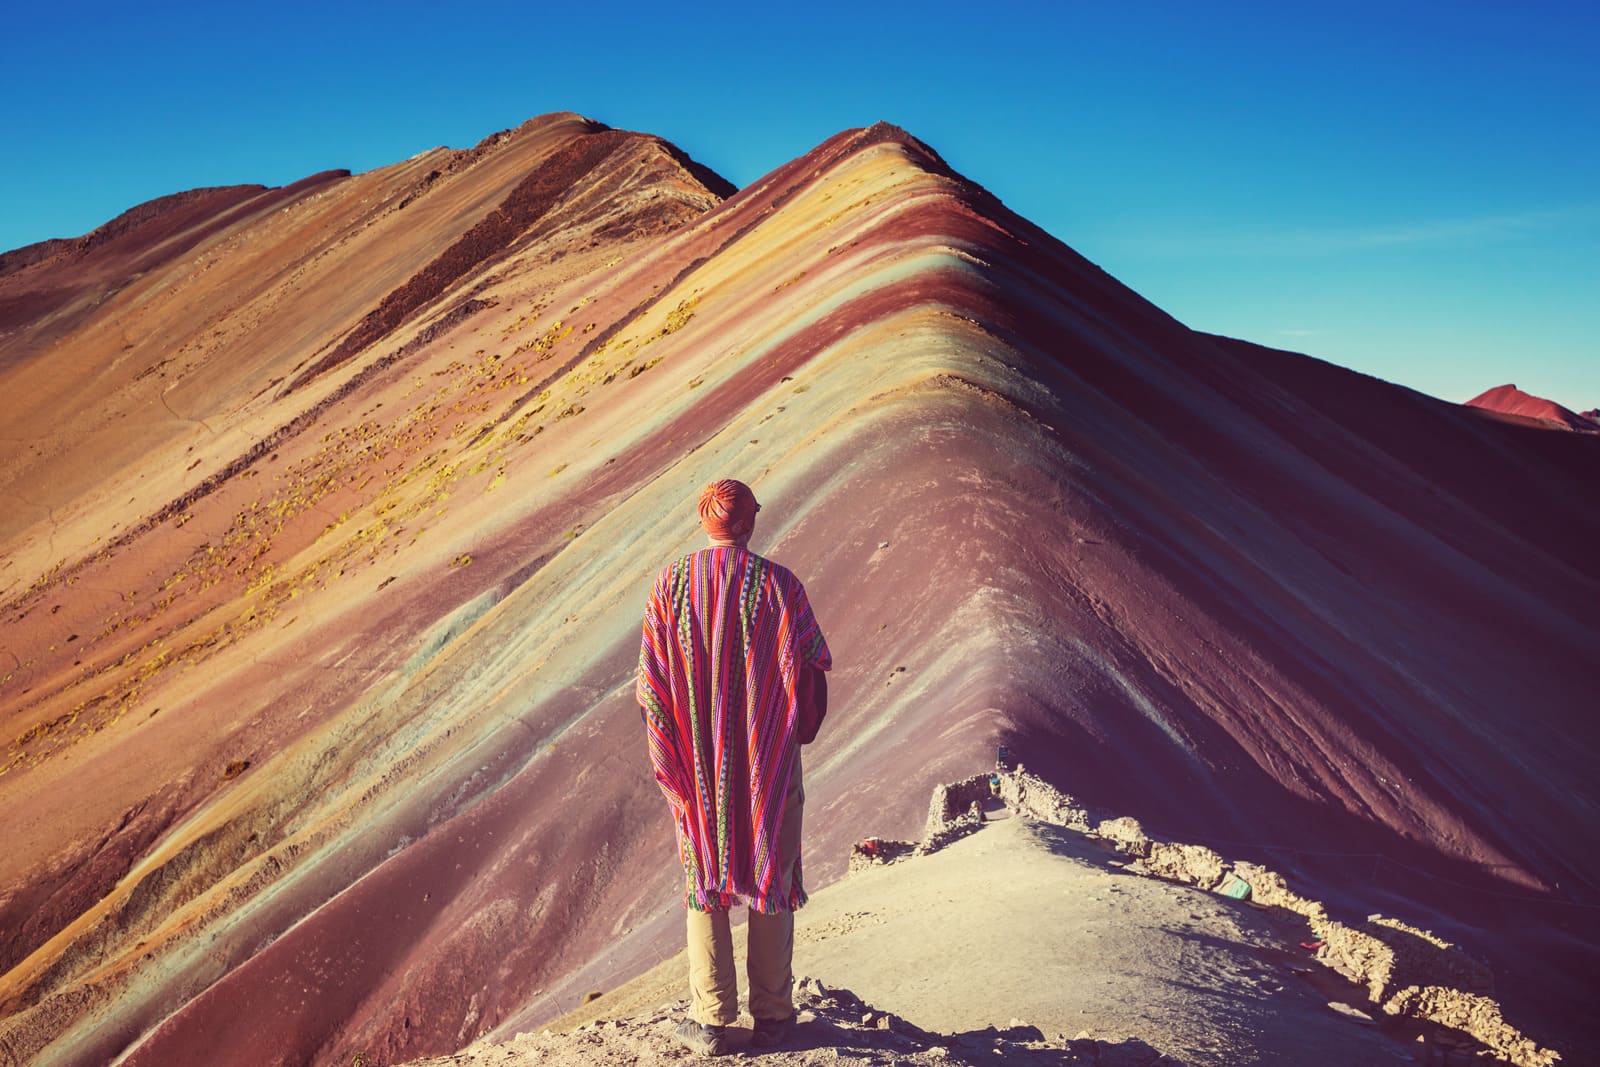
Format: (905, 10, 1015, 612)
(638, 546, 831, 913)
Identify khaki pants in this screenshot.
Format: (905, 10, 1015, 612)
(686, 751, 804, 1025)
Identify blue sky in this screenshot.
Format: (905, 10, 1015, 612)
(4, 0, 1595, 407)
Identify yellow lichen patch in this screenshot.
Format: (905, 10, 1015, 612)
(245, 564, 279, 595)
(650, 296, 698, 342)
(22, 558, 68, 600)
(500, 412, 536, 442)
(516, 320, 573, 359)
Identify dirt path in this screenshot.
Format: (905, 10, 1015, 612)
(432, 815, 1418, 1065)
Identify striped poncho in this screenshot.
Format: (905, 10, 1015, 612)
(637, 546, 831, 913)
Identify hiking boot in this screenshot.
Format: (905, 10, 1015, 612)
(751, 1013, 795, 1049)
(674, 1017, 730, 1056)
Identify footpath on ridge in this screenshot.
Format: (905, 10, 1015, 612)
(405, 770, 1558, 1065)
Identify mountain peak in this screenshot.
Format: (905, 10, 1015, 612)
(1465, 382, 1599, 431)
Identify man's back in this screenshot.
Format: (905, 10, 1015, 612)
(638, 544, 829, 912)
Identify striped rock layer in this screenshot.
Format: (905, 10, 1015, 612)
(0, 115, 1596, 1064)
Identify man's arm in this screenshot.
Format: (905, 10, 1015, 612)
(807, 666, 827, 718)
(638, 584, 692, 808)
(797, 663, 829, 744)
(641, 700, 692, 809)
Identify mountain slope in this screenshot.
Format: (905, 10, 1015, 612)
(0, 117, 1595, 1065)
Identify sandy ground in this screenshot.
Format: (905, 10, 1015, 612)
(408, 988, 1165, 1066)
(415, 814, 1418, 1066)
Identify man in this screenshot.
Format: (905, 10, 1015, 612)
(637, 479, 832, 1055)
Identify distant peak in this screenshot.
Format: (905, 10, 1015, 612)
(1465, 383, 1597, 432)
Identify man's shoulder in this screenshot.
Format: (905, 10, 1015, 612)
(648, 554, 691, 592)
(750, 553, 811, 597)
(648, 548, 731, 589)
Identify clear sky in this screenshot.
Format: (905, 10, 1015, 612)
(4, 0, 1595, 408)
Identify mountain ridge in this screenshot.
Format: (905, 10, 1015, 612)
(0, 113, 1594, 1065)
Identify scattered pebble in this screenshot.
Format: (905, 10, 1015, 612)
(1327, 1001, 1378, 1025)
